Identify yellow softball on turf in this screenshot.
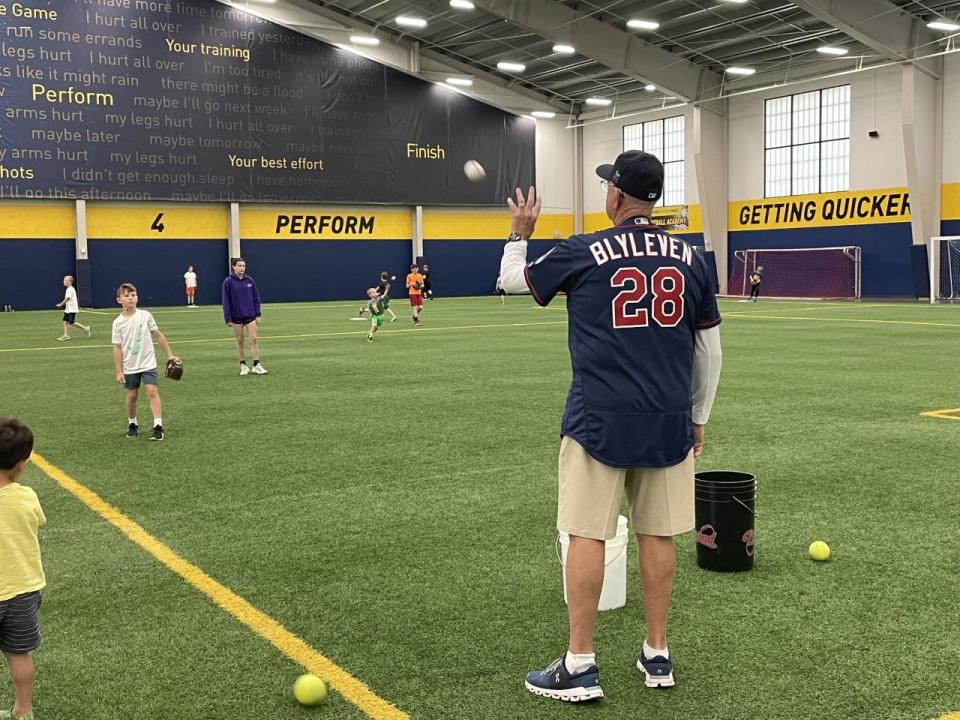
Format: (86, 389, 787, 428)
(808, 540, 831, 561)
(293, 673, 328, 706)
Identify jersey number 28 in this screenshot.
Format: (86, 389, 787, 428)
(610, 267, 685, 328)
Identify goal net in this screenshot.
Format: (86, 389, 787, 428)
(930, 236, 960, 302)
(729, 246, 862, 299)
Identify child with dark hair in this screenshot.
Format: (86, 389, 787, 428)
(0, 417, 45, 720)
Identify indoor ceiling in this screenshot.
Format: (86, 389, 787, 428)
(291, 0, 960, 113)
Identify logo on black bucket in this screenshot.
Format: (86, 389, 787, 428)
(696, 524, 718, 549)
(742, 528, 754, 557)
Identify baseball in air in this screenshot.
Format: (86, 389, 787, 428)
(463, 160, 486, 182)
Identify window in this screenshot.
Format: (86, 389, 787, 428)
(623, 115, 684, 206)
(764, 85, 850, 197)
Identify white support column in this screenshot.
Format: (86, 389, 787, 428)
(74, 200, 88, 261)
(693, 103, 729, 291)
(573, 124, 583, 235)
(412, 206, 424, 262)
(229, 202, 241, 265)
(902, 64, 941, 248)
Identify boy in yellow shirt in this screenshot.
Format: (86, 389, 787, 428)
(0, 417, 45, 720)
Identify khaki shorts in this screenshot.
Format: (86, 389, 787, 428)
(557, 436, 694, 540)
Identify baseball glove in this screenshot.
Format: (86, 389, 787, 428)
(165, 358, 184, 381)
(414, 282, 423, 290)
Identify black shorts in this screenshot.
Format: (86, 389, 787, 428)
(0, 591, 42, 653)
(233, 317, 256, 326)
(63, 312, 77, 324)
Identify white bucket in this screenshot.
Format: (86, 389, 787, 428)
(558, 515, 629, 611)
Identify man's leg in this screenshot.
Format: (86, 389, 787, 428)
(566, 536, 605, 653)
(636, 535, 675, 650)
(4, 652, 34, 718)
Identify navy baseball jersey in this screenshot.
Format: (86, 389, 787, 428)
(524, 216, 721, 468)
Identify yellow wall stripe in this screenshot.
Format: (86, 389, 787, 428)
(241, 207, 411, 240)
(87, 204, 228, 239)
(941, 183, 960, 221)
(30, 452, 409, 720)
(0, 201, 75, 239)
(422, 211, 573, 240)
(729, 188, 911, 231)
(584, 204, 703, 235)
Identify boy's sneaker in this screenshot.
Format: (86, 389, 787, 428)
(366, 336, 373, 342)
(150, 425, 164, 441)
(126, 423, 139, 438)
(1, 711, 34, 719)
(57, 336, 70, 341)
(637, 650, 675, 688)
(251, 363, 268, 375)
(85, 326, 92, 337)
(525, 656, 603, 703)
(240, 364, 250, 376)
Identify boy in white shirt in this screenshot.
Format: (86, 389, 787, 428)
(54, 275, 90, 341)
(111, 283, 179, 441)
(183, 266, 198, 307)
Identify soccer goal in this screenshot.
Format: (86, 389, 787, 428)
(729, 246, 862, 299)
(928, 236, 960, 303)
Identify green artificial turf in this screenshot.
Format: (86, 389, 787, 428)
(1, 296, 958, 720)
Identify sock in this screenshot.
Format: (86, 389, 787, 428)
(565, 651, 596, 674)
(153, 418, 162, 428)
(253, 360, 260, 366)
(643, 640, 669, 660)
(128, 417, 137, 425)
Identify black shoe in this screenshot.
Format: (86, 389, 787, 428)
(126, 423, 139, 438)
(150, 425, 164, 441)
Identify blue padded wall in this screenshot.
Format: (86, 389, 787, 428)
(728, 223, 913, 296)
(240, 240, 411, 303)
(0, 239, 76, 311)
(89, 239, 228, 309)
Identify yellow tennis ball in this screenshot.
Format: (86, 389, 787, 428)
(808, 540, 831, 561)
(293, 673, 328, 706)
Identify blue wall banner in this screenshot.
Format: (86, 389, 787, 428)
(0, 0, 535, 204)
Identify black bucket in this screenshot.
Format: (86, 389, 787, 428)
(694, 470, 756, 572)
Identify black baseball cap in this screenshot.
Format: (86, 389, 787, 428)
(596, 150, 664, 202)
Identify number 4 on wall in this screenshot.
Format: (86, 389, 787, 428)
(611, 266, 685, 328)
(151, 213, 165, 233)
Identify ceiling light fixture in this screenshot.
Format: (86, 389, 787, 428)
(553, 44, 576, 55)
(817, 46, 849, 55)
(725, 66, 756, 76)
(644, 84, 656, 91)
(350, 35, 380, 46)
(445, 77, 473, 87)
(396, 15, 428, 28)
(717, 0, 748, 4)
(927, 19, 960, 31)
(626, 19, 660, 31)
(585, 97, 613, 106)
(449, 0, 475, 9)
(531, 111, 556, 118)
(496, 61, 526, 73)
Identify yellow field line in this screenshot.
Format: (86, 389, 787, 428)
(0, 320, 567, 354)
(29, 452, 409, 720)
(920, 408, 960, 420)
(723, 313, 960, 328)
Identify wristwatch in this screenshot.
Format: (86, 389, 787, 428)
(507, 232, 525, 242)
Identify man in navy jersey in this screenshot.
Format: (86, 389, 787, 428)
(499, 150, 723, 702)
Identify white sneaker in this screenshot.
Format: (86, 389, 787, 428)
(251, 363, 268, 375)
(85, 326, 92, 337)
(240, 364, 250, 376)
